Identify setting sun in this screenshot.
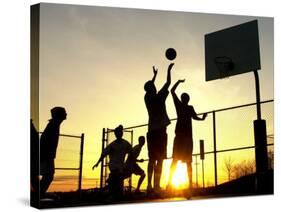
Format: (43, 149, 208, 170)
(171, 162, 188, 189)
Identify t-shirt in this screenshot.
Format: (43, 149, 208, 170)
(125, 144, 142, 167)
(145, 86, 170, 131)
(102, 139, 132, 172)
(172, 93, 197, 137)
(40, 120, 61, 160)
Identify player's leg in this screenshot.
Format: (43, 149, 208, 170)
(137, 172, 145, 192)
(154, 159, 163, 190)
(147, 132, 155, 191)
(134, 164, 146, 192)
(39, 159, 55, 196)
(186, 138, 193, 189)
(167, 159, 178, 188)
(147, 159, 154, 191)
(40, 174, 54, 196)
(168, 134, 181, 188)
(187, 162, 193, 189)
(154, 129, 167, 190)
(109, 170, 123, 198)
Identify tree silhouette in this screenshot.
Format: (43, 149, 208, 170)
(224, 156, 234, 181)
(232, 159, 256, 179)
(268, 149, 274, 170)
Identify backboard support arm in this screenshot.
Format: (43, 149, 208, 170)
(253, 70, 261, 120)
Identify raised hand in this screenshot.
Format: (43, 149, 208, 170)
(168, 63, 175, 71)
(153, 66, 158, 75)
(92, 163, 98, 170)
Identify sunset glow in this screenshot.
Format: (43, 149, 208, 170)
(171, 162, 188, 189)
(33, 4, 274, 192)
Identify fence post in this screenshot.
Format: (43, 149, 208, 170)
(195, 155, 199, 188)
(200, 139, 205, 188)
(78, 133, 84, 195)
(213, 111, 218, 187)
(100, 128, 106, 189)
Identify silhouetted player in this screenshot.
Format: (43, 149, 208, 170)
(144, 63, 174, 192)
(93, 125, 132, 197)
(167, 80, 207, 189)
(40, 107, 67, 197)
(123, 136, 146, 193)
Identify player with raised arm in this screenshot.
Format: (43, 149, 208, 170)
(167, 79, 207, 192)
(144, 63, 174, 193)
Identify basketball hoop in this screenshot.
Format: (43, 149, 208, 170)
(214, 56, 234, 79)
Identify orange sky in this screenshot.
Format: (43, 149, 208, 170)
(31, 3, 274, 192)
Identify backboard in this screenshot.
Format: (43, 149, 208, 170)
(205, 20, 261, 81)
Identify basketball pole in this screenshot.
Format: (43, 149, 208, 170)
(253, 70, 268, 193)
(201, 160, 205, 188)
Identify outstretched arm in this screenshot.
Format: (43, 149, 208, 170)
(171, 79, 185, 94)
(159, 63, 175, 92)
(192, 111, 208, 121)
(151, 66, 158, 83)
(92, 151, 107, 170)
(92, 155, 103, 170)
(166, 63, 174, 87)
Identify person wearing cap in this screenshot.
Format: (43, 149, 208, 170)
(144, 63, 174, 192)
(39, 107, 67, 197)
(92, 125, 132, 198)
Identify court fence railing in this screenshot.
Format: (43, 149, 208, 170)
(39, 132, 85, 193)
(101, 99, 274, 189)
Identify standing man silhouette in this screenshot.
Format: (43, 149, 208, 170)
(167, 79, 207, 190)
(40, 107, 67, 197)
(144, 63, 174, 192)
(92, 125, 132, 198)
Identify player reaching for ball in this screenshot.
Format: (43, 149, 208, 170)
(167, 79, 207, 191)
(144, 63, 174, 193)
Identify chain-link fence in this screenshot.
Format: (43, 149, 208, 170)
(99, 128, 133, 190)
(101, 99, 273, 190)
(40, 133, 84, 193)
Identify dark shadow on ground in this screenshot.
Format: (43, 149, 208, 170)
(36, 169, 273, 209)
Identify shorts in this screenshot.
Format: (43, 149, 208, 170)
(147, 129, 167, 160)
(172, 134, 193, 163)
(123, 163, 144, 178)
(40, 159, 55, 175)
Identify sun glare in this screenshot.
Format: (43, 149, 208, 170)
(171, 162, 188, 189)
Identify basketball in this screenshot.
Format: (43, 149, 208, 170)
(165, 48, 177, 60)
